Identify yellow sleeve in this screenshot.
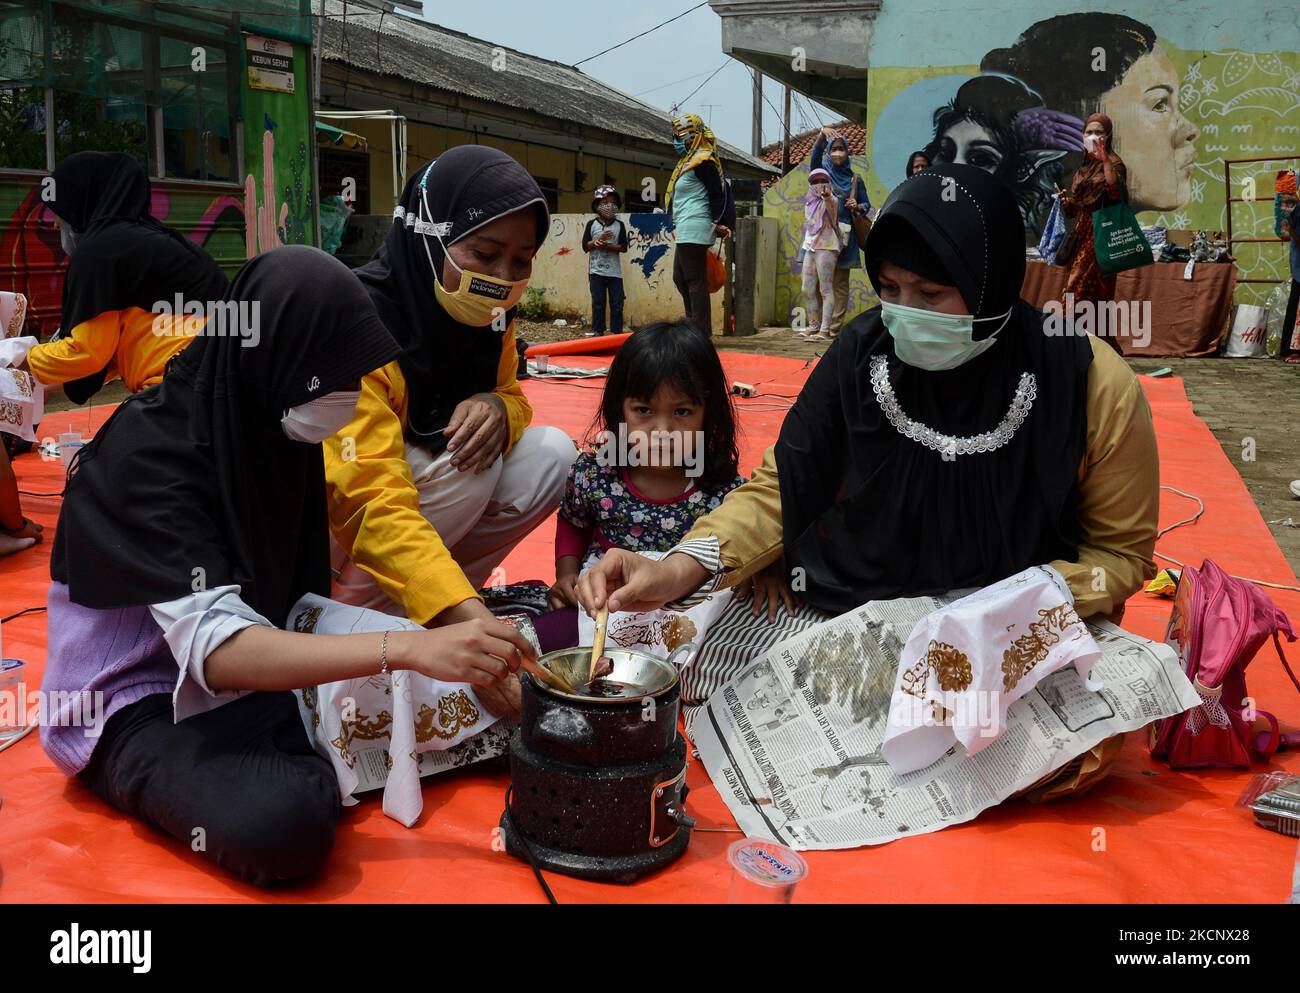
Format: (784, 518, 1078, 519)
(682, 445, 786, 589)
(1049, 336, 1159, 619)
(323, 362, 479, 626)
(495, 321, 532, 454)
(26, 311, 121, 386)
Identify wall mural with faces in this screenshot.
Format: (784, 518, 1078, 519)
(866, 10, 1300, 303)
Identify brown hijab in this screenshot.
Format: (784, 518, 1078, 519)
(1070, 113, 1126, 210)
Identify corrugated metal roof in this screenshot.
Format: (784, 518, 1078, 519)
(314, 2, 776, 175)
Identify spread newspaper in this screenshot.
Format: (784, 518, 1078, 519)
(692, 595, 1199, 850)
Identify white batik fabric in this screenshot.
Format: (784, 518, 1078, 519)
(287, 594, 508, 827)
(0, 291, 27, 340)
(576, 539, 734, 666)
(882, 565, 1102, 774)
(0, 363, 43, 442)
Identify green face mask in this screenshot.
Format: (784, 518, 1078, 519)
(880, 300, 1011, 371)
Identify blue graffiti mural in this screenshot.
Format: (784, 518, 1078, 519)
(628, 214, 674, 287)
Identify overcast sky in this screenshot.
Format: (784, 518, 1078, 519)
(417, 0, 839, 153)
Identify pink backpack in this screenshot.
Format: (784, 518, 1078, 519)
(1152, 559, 1299, 768)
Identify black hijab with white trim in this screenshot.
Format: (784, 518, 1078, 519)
(51, 246, 400, 625)
(774, 163, 1093, 613)
(354, 145, 549, 455)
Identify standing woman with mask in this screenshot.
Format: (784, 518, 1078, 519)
(578, 165, 1158, 799)
(665, 114, 732, 336)
(11, 152, 228, 403)
(325, 147, 575, 718)
(1056, 114, 1127, 355)
(39, 247, 536, 885)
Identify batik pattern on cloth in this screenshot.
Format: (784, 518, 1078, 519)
(882, 565, 1102, 774)
(289, 593, 505, 827)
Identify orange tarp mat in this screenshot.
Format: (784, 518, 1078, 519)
(1, 355, 1297, 904)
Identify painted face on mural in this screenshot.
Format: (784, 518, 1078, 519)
(1102, 49, 1200, 212)
(932, 119, 1005, 176)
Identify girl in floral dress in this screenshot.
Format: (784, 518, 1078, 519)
(536, 322, 745, 652)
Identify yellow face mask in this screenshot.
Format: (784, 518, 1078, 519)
(419, 177, 529, 327)
(432, 251, 528, 327)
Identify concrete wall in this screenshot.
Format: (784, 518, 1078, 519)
(528, 213, 723, 330)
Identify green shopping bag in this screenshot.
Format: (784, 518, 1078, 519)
(1093, 198, 1153, 275)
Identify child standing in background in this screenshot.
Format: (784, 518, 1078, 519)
(797, 167, 841, 342)
(583, 185, 629, 337)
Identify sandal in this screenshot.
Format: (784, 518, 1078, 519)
(804, 332, 831, 342)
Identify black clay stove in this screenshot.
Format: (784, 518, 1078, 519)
(500, 646, 694, 884)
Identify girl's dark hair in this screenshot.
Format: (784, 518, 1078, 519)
(592, 321, 740, 491)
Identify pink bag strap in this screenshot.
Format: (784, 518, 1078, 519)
(1275, 632, 1300, 695)
(1252, 710, 1282, 760)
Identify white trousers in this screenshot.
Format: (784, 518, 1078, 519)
(331, 425, 577, 615)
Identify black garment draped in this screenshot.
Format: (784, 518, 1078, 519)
(352, 146, 548, 455)
(51, 246, 400, 626)
(775, 164, 1094, 614)
(47, 151, 229, 404)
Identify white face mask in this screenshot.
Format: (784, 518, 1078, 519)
(1082, 133, 1104, 153)
(281, 389, 361, 443)
(881, 301, 1013, 371)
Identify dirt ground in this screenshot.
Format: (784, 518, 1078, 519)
(46, 325, 1300, 579)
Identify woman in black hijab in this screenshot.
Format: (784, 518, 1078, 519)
(578, 164, 1159, 796)
(326, 146, 577, 717)
(22, 152, 229, 404)
(40, 246, 535, 886)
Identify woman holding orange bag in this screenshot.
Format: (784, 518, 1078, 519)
(666, 114, 732, 336)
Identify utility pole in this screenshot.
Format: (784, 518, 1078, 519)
(751, 68, 762, 156)
(781, 83, 792, 174)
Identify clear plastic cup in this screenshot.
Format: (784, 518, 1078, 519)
(59, 431, 84, 470)
(0, 659, 27, 743)
(535, 354, 549, 374)
(727, 838, 808, 903)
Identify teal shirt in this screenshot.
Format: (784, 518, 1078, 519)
(671, 169, 716, 245)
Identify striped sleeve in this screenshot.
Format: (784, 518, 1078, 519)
(664, 535, 725, 608)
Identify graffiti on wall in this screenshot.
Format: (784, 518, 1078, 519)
(867, 11, 1300, 300)
(764, 161, 879, 327)
(0, 181, 245, 337)
(530, 211, 719, 326)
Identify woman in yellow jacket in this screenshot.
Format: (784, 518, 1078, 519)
(325, 148, 575, 717)
(15, 152, 228, 404)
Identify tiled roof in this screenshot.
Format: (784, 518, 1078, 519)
(760, 118, 866, 173)
(314, 2, 777, 176)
